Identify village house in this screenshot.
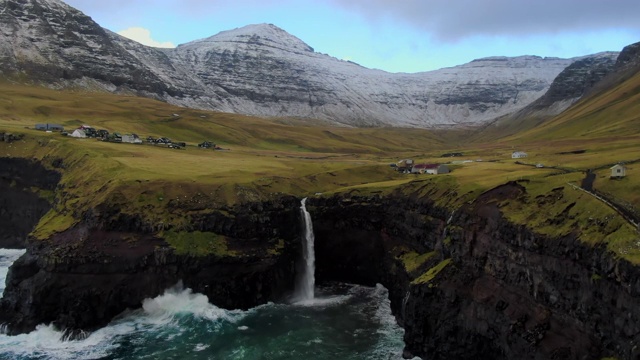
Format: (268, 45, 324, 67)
(122, 134, 142, 144)
(78, 125, 97, 137)
(96, 129, 109, 139)
(70, 129, 87, 138)
(395, 159, 414, 173)
(512, 151, 528, 159)
(155, 137, 172, 145)
(35, 123, 64, 131)
(411, 164, 450, 175)
(610, 164, 627, 178)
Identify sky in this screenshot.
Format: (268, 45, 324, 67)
(63, 0, 640, 73)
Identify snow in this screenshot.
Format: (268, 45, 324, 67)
(0, 3, 596, 128)
(161, 24, 574, 127)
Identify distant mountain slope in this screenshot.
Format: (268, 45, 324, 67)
(0, 0, 582, 127)
(472, 52, 619, 139)
(0, 0, 186, 96)
(507, 42, 640, 141)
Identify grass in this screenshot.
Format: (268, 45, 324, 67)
(412, 258, 452, 285)
(398, 251, 437, 274)
(0, 79, 639, 263)
(162, 230, 234, 257)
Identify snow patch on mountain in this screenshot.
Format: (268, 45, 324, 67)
(0, 0, 593, 128)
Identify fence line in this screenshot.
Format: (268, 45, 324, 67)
(567, 182, 639, 229)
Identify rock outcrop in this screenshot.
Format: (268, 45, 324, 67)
(309, 186, 640, 360)
(519, 53, 618, 115)
(0, 195, 302, 335)
(3, 160, 640, 359)
(0, 158, 59, 248)
(485, 52, 619, 134)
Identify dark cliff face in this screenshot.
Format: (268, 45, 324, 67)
(587, 41, 640, 97)
(308, 194, 449, 327)
(0, 196, 302, 335)
(4, 180, 640, 359)
(534, 54, 618, 107)
(0, 158, 59, 248)
(615, 41, 640, 70)
(0, 0, 182, 96)
(309, 187, 640, 360)
(495, 52, 618, 130)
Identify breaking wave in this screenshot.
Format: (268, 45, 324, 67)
(0, 250, 407, 360)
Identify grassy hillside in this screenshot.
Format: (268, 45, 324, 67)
(0, 80, 638, 263)
(0, 82, 451, 154)
(510, 70, 640, 141)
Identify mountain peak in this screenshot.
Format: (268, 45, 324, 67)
(2, 0, 73, 12)
(180, 23, 314, 53)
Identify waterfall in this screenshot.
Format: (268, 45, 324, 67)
(402, 290, 411, 317)
(442, 210, 456, 239)
(295, 198, 316, 301)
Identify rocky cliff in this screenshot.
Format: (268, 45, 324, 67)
(0, 190, 302, 336)
(586, 41, 640, 97)
(309, 186, 640, 360)
(2, 158, 639, 358)
(516, 53, 618, 116)
(0, 0, 581, 127)
(486, 52, 619, 133)
(0, 157, 59, 248)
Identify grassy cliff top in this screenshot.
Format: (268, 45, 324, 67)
(0, 81, 638, 262)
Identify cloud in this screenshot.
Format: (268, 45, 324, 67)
(117, 27, 176, 48)
(326, 0, 640, 42)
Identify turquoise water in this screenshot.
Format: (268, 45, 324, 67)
(0, 250, 407, 360)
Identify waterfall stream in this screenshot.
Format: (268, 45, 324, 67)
(295, 198, 316, 301)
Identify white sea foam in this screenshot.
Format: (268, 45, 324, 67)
(0, 323, 119, 360)
(194, 343, 210, 351)
(0, 282, 242, 360)
(369, 284, 412, 360)
(292, 294, 351, 307)
(141, 282, 242, 323)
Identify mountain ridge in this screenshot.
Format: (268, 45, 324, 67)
(0, 0, 618, 128)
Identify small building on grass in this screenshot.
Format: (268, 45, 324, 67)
(122, 134, 142, 144)
(512, 151, 528, 159)
(35, 123, 64, 131)
(412, 164, 450, 175)
(610, 164, 627, 178)
(70, 129, 87, 138)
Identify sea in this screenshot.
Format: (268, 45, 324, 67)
(0, 248, 408, 360)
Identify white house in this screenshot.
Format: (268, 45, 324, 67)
(122, 134, 142, 144)
(512, 151, 528, 159)
(35, 123, 64, 131)
(70, 129, 87, 138)
(610, 164, 627, 178)
(412, 164, 450, 175)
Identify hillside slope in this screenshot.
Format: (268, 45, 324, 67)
(509, 42, 640, 141)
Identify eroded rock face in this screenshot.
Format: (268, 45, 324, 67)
(309, 187, 640, 360)
(0, 196, 301, 335)
(0, 158, 59, 248)
(3, 181, 640, 359)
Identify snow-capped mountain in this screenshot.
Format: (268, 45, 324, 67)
(0, 0, 601, 127)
